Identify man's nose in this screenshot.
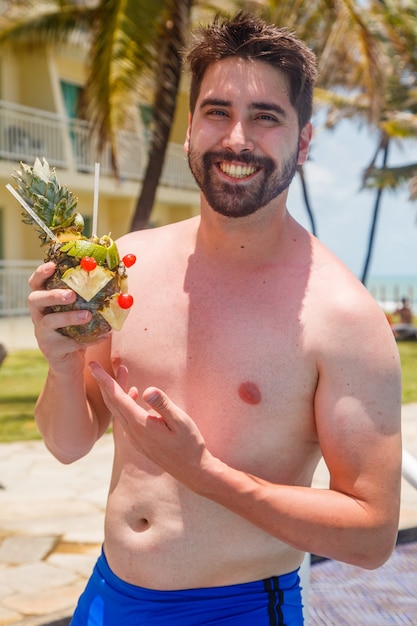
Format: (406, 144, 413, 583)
(221, 121, 254, 153)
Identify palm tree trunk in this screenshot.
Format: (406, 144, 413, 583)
(130, 0, 193, 231)
(297, 164, 317, 237)
(360, 138, 390, 285)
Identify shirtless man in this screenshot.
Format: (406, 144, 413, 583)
(28, 13, 402, 625)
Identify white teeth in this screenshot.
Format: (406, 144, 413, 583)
(220, 163, 257, 178)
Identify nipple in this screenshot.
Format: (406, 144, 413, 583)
(238, 381, 261, 405)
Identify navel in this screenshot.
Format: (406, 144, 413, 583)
(238, 381, 261, 405)
(134, 518, 150, 532)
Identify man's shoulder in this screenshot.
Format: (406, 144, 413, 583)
(310, 237, 367, 298)
(307, 239, 392, 337)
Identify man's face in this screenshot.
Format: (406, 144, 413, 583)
(185, 57, 311, 218)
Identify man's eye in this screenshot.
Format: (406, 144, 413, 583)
(257, 113, 278, 122)
(208, 109, 228, 117)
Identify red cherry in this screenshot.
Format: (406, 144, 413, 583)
(122, 253, 136, 268)
(80, 256, 97, 272)
(118, 293, 134, 309)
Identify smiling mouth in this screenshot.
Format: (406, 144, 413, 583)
(218, 162, 259, 179)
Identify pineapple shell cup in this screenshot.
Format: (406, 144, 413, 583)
(11, 158, 134, 344)
(46, 240, 131, 343)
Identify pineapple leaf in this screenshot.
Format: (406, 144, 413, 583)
(13, 158, 83, 242)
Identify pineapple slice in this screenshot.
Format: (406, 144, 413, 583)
(11, 158, 135, 343)
(100, 294, 131, 331)
(61, 265, 114, 302)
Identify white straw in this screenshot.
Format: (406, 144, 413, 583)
(6, 183, 60, 243)
(92, 162, 100, 237)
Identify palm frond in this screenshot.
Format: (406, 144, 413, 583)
(0, 1, 96, 47)
(313, 88, 369, 127)
(380, 113, 417, 140)
(363, 163, 417, 193)
(371, 0, 417, 73)
(81, 0, 172, 168)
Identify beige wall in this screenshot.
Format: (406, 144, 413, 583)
(152, 202, 197, 227)
(55, 44, 88, 84)
(16, 48, 55, 111)
(1, 200, 43, 261)
(0, 50, 20, 101)
(170, 88, 190, 145)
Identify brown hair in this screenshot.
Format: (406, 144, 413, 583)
(184, 12, 317, 130)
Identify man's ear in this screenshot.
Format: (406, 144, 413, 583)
(184, 113, 192, 154)
(297, 122, 313, 165)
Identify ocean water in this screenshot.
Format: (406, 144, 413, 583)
(366, 275, 417, 312)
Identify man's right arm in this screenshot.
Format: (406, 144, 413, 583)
(28, 262, 113, 463)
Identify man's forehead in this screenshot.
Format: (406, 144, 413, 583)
(197, 58, 291, 106)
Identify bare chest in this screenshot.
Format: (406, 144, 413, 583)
(112, 263, 319, 482)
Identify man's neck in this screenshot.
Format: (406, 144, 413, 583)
(196, 195, 293, 268)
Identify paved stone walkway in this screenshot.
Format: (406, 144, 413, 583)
(0, 436, 112, 625)
(0, 405, 416, 626)
(310, 538, 417, 625)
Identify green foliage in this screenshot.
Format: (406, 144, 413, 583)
(397, 341, 417, 405)
(14, 158, 82, 243)
(0, 349, 48, 442)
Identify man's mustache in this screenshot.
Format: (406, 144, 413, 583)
(203, 151, 274, 168)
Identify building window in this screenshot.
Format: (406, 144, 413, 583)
(60, 80, 82, 119)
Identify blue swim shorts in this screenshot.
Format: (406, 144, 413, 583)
(70, 550, 304, 625)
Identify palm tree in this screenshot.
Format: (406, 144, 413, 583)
(360, 0, 417, 196)
(0, 0, 195, 230)
(311, 76, 417, 284)
(356, 1, 417, 284)
(259, 0, 417, 284)
(259, 0, 386, 120)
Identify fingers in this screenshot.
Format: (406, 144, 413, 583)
(88, 364, 206, 485)
(90, 362, 159, 422)
(115, 364, 139, 401)
(115, 363, 129, 390)
(29, 286, 92, 340)
(28, 263, 77, 322)
(28, 287, 79, 324)
(143, 387, 167, 411)
(89, 361, 140, 422)
(28, 261, 56, 290)
(142, 387, 179, 431)
(89, 361, 130, 401)
(27, 262, 94, 364)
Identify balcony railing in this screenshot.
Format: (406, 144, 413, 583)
(0, 100, 197, 190)
(0, 260, 36, 316)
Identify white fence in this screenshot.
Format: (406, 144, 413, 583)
(0, 100, 197, 189)
(0, 260, 36, 316)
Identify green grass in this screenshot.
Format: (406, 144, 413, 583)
(397, 341, 417, 404)
(1, 344, 417, 443)
(0, 349, 48, 442)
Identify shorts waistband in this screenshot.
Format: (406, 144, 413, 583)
(97, 549, 301, 601)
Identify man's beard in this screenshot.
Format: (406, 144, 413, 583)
(187, 147, 299, 218)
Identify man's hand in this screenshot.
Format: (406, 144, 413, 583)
(28, 262, 108, 372)
(28, 264, 113, 461)
(89, 361, 211, 489)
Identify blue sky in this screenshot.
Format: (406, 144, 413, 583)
(288, 118, 417, 279)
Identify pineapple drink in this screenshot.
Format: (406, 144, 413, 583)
(10, 158, 135, 343)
